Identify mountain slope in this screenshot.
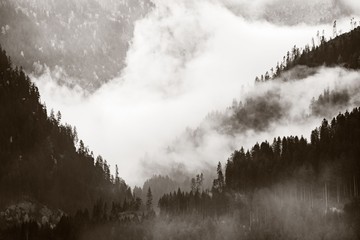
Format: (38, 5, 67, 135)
(256, 26, 360, 82)
(157, 108, 360, 240)
(145, 26, 360, 186)
(0, 46, 131, 214)
(0, 0, 153, 90)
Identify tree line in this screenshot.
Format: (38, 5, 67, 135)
(255, 25, 360, 83)
(158, 107, 360, 238)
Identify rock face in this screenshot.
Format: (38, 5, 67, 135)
(0, 0, 154, 91)
(0, 200, 64, 229)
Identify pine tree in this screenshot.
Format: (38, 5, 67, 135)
(146, 187, 153, 211)
(217, 162, 225, 191)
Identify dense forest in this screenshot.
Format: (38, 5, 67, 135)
(0, 45, 146, 228)
(160, 108, 360, 205)
(157, 108, 360, 239)
(255, 25, 360, 83)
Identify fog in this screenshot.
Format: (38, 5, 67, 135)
(140, 67, 360, 187)
(31, 0, 360, 186)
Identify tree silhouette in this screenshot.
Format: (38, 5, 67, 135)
(146, 187, 153, 211)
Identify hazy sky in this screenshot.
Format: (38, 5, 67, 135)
(33, 0, 360, 186)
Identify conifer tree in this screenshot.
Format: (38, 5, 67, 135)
(146, 187, 153, 211)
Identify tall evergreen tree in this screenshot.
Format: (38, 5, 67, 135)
(146, 187, 153, 211)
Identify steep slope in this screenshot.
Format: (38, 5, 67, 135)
(256, 26, 360, 82)
(0, 0, 153, 90)
(0, 46, 131, 214)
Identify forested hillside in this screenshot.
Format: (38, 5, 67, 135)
(152, 26, 360, 239)
(256, 25, 360, 83)
(159, 108, 360, 215)
(0, 0, 153, 90)
(0, 46, 133, 214)
(224, 108, 360, 195)
(158, 25, 360, 176)
(158, 108, 360, 239)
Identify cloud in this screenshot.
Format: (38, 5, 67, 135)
(32, 0, 360, 186)
(140, 67, 360, 187)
